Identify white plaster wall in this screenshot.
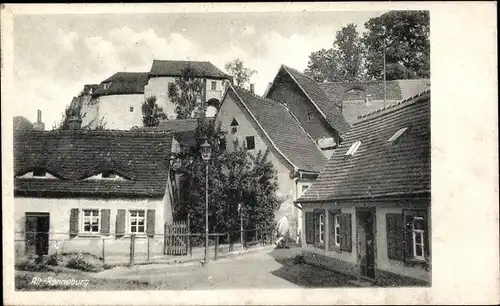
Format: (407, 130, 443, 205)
(145, 77, 225, 119)
(96, 94, 145, 130)
(216, 91, 300, 237)
(14, 197, 165, 257)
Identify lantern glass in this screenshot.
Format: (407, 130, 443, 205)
(200, 140, 212, 161)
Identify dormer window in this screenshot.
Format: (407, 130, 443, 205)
(388, 127, 408, 142)
(230, 118, 239, 134)
(101, 171, 116, 179)
(307, 111, 314, 121)
(345, 140, 361, 157)
(33, 169, 47, 177)
(103, 83, 111, 90)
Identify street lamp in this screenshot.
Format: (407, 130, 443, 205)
(200, 138, 212, 264)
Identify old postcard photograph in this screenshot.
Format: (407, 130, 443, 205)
(2, 2, 498, 305)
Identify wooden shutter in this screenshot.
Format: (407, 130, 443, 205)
(100, 209, 111, 235)
(404, 213, 414, 262)
(146, 209, 156, 237)
(69, 208, 79, 238)
(339, 213, 352, 252)
(305, 212, 314, 244)
(116, 209, 126, 237)
(386, 214, 404, 261)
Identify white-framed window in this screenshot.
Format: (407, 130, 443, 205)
(307, 111, 314, 121)
(129, 106, 134, 112)
(412, 216, 425, 260)
(103, 82, 111, 90)
(345, 140, 362, 157)
(319, 214, 325, 243)
(129, 210, 146, 234)
(334, 214, 341, 246)
(82, 209, 100, 234)
(301, 185, 310, 197)
(211, 81, 217, 91)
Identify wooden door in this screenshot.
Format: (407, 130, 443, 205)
(25, 213, 50, 256)
(357, 209, 376, 279)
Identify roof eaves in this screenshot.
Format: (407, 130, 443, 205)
(231, 85, 299, 172)
(296, 189, 431, 204)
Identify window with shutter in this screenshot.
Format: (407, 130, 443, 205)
(100, 209, 111, 235)
(386, 213, 405, 261)
(305, 211, 314, 244)
(69, 208, 79, 238)
(313, 210, 325, 249)
(116, 209, 126, 237)
(339, 213, 352, 252)
(403, 209, 428, 263)
(82, 209, 100, 234)
(146, 209, 155, 237)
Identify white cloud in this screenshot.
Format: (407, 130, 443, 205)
(56, 29, 78, 51)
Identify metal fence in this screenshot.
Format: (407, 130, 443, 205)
(15, 226, 275, 267)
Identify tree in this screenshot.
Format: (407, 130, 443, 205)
(362, 11, 430, 80)
(173, 119, 281, 244)
(333, 23, 364, 81)
(141, 96, 167, 127)
(224, 58, 257, 87)
(168, 66, 205, 119)
(304, 23, 363, 82)
(304, 48, 339, 83)
(54, 97, 107, 130)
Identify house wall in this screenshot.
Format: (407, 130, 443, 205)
(301, 199, 431, 285)
(93, 94, 145, 130)
(266, 75, 336, 143)
(14, 196, 165, 259)
(216, 91, 302, 238)
(80, 99, 100, 128)
(145, 77, 225, 119)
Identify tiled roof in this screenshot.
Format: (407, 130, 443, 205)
(297, 90, 430, 202)
(14, 130, 173, 197)
(281, 65, 351, 135)
(319, 79, 430, 124)
(150, 60, 231, 79)
(158, 119, 199, 133)
(231, 86, 327, 173)
(92, 72, 149, 96)
(13, 116, 33, 131)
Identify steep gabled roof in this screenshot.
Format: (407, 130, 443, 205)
(279, 65, 351, 135)
(228, 86, 327, 173)
(14, 130, 173, 197)
(92, 72, 149, 97)
(150, 60, 231, 79)
(297, 90, 430, 202)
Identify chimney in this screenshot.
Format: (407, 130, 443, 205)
(33, 109, 45, 131)
(250, 84, 255, 94)
(67, 116, 82, 130)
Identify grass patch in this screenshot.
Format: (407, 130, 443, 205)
(16, 252, 113, 273)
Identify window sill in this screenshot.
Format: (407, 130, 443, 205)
(78, 234, 102, 238)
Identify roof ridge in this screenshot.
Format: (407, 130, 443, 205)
(282, 64, 317, 82)
(235, 86, 285, 107)
(355, 89, 430, 123)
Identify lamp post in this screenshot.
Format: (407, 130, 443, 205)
(200, 139, 212, 264)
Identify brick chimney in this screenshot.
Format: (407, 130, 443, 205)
(33, 109, 45, 131)
(250, 84, 255, 94)
(67, 116, 82, 130)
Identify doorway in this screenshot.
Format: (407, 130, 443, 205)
(356, 208, 376, 279)
(25, 212, 50, 257)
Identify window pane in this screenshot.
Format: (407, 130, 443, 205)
(84, 210, 91, 216)
(413, 218, 424, 230)
(415, 233, 422, 243)
(84, 224, 90, 231)
(416, 246, 423, 257)
(91, 225, 99, 232)
(130, 211, 137, 217)
(336, 234, 340, 245)
(138, 211, 145, 217)
(138, 219, 144, 226)
(131, 225, 137, 233)
(138, 225, 145, 233)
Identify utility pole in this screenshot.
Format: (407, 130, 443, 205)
(383, 37, 387, 108)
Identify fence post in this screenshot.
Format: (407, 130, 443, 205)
(147, 236, 151, 262)
(129, 234, 136, 268)
(102, 238, 105, 262)
(214, 235, 219, 260)
(186, 214, 191, 256)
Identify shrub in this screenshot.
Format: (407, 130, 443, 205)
(46, 253, 62, 266)
(64, 253, 104, 272)
(15, 259, 51, 272)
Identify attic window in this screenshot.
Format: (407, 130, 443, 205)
(345, 141, 361, 157)
(101, 171, 116, 179)
(230, 118, 239, 126)
(33, 169, 47, 177)
(230, 118, 239, 134)
(388, 127, 409, 142)
(103, 83, 111, 90)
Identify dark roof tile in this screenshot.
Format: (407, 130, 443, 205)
(297, 90, 430, 202)
(92, 72, 149, 96)
(14, 130, 173, 197)
(231, 86, 327, 173)
(150, 60, 231, 79)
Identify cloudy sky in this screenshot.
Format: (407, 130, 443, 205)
(13, 11, 385, 128)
